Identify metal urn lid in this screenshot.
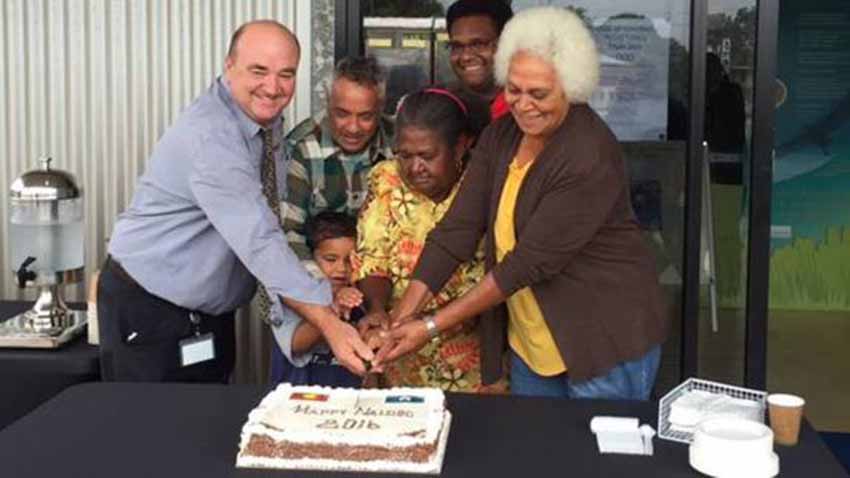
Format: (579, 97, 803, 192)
(10, 156, 81, 201)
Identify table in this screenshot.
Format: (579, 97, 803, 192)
(0, 301, 100, 430)
(0, 383, 845, 478)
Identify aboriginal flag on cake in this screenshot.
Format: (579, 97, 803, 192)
(290, 392, 329, 402)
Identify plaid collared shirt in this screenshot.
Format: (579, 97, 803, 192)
(282, 115, 394, 262)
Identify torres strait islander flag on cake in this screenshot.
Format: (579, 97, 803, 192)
(236, 384, 452, 474)
(386, 394, 425, 404)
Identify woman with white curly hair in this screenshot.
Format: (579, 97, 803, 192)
(374, 7, 668, 400)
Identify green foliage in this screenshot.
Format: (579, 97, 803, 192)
(769, 227, 850, 310)
(707, 7, 756, 71)
(704, 188, 850, 312)
(711, 185, 745, 308)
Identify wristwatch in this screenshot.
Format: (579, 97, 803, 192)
(422, 315, 440, 340)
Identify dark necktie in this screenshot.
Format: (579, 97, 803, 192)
(257, 128, 282, 326)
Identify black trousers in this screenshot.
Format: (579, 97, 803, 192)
(97, 257, 235, 383)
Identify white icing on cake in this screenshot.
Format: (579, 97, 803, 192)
(238, 413, 453, 475)
(236, 384, 451, 475)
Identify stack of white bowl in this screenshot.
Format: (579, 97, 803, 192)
(689, 417, 779, 477)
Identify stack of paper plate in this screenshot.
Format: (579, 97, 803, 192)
(669, 390, 763, 433)
(689, 418, 779, 477)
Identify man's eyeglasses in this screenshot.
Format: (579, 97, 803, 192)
(445, 39, 495, 55)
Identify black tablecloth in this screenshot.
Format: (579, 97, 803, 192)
(0, 383, 844, 478)
(0, 301, 100, 429)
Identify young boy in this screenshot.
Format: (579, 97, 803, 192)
(269, 212, 365, 387)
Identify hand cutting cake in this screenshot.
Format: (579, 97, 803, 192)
(236, 384, 452, 474)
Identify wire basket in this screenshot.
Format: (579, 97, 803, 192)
(658, 377, 767, 444)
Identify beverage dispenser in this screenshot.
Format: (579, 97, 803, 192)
(2, 156, 87, 346)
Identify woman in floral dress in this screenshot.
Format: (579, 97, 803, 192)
(353, 88, 506, 393)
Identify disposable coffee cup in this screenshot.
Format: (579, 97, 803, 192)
(767, 393, 805, 446)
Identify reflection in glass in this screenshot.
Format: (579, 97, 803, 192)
(362, 2, 448, 113)
(364, 17, 436, 113)
(694, 2, 756, 388)
(361, 0, 696, 395)
(767, 2, 850, 432)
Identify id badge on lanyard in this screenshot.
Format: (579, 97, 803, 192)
(178, 312, 216, 367)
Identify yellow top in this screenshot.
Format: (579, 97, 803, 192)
(494, 157, 566, 376)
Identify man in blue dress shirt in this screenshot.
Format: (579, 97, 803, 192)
(98, 20, 373, 382)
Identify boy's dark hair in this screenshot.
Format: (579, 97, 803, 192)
(305, 211, 357, 252)
(446, 0, 514, 35)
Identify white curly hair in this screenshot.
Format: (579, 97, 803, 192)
(494, 7, 600, 104)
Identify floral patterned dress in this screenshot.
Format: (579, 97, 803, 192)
(353, 160, 503, 393)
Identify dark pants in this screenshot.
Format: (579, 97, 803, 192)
(97, 257, 235, 383)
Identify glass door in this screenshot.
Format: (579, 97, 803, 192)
(344, 0, 778, 397)
(696, 0, 759, 386)
(766, 1, 849, 432)
(504, 0, 697, 395)
(355, 0, 699, 395)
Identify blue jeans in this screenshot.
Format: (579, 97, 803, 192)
(510, 346, 661, 400)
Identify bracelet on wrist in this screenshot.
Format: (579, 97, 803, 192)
(422, 315, 440, 340)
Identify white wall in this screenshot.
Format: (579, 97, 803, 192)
(0, 0, 314, 300)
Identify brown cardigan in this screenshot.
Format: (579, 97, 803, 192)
(413, 104, 669, 383)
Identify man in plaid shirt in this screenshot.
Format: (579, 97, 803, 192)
(282, 56, 392, 272)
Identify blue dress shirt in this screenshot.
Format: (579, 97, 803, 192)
(108, 78, 331, 323)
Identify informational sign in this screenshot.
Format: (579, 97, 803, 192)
(771, 1, 850, 310)
(589, 16, 671, 141)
